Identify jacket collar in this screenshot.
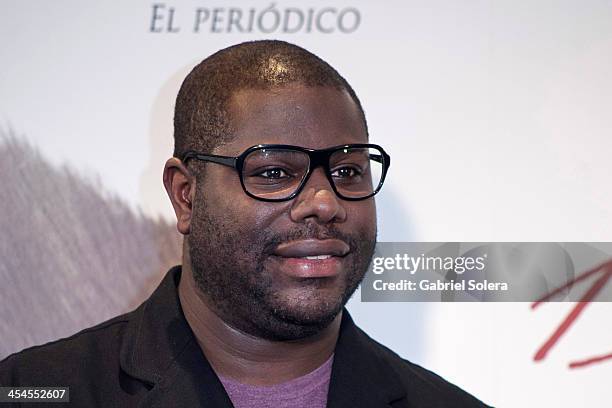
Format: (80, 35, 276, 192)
(120, 266, 407, 407)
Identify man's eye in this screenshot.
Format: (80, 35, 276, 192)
(256, 168, 290, 179)
(331, 166, 361, 178)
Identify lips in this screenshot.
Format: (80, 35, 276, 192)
(273, 239, 350, 258)
(272, 239, 350, 278)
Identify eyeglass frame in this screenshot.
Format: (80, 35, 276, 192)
(181, 143, 391, 202)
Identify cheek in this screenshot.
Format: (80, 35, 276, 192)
(199, 170, 284, 233)
(347, 201, 377, 235)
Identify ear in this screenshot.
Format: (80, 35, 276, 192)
(163, 157, 195, 235)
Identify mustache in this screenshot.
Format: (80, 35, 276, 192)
(261, 224, 358, 255)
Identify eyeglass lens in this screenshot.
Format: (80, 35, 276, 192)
(241, 147, 384, 200)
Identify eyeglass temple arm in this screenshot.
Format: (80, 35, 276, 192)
(368, 152, 391, 175)
(369, 153, 385, 164)
(182, 152, 237, 168)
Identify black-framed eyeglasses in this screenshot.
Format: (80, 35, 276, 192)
(181, 143, 391, 202)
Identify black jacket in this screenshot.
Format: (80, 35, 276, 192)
(1, 266, 490, 407)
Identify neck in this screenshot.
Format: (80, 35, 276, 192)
(178, 252, 341, 386)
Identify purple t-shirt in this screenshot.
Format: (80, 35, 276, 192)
(217, 354, 334, 408)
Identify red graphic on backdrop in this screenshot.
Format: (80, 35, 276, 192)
(532, 260, 612, 369)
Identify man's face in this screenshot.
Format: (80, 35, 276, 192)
(188, 84, 377, 340)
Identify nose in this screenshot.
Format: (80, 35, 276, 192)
(290, 167, 347, 225)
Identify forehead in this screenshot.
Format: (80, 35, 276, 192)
(218, 84, 367, 155)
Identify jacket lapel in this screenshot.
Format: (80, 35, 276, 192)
(326, 311, 407, 408)
(135, 339, 234, 407)
(119, 266, 234, 407)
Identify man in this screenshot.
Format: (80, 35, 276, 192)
(1, 40, 488, 407)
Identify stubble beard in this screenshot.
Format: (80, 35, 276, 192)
(187, 197, 376, 341)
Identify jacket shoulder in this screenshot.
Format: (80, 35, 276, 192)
(355, 326, 491, 407)
(0, 312, 132, 387)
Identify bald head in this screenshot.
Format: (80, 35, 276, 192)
(173, 40, 367, 159)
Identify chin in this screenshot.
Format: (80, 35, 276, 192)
(254, 291, 345, 340)
(282, 299, 342, 324)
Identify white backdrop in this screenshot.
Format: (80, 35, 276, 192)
(2, 1, 612, 406)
